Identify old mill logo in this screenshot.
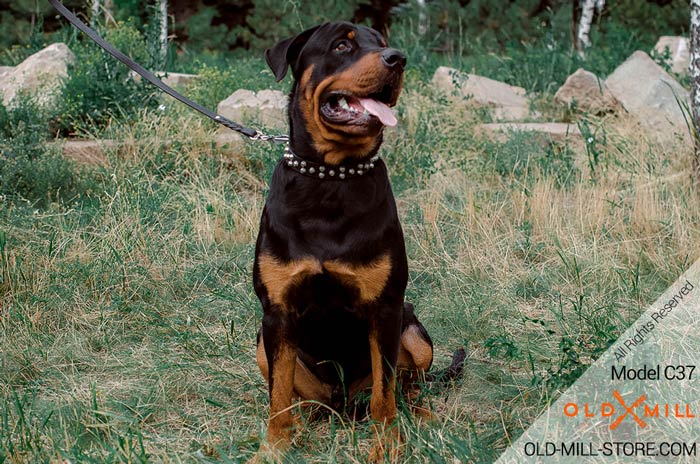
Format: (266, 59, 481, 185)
(564, 391, 696, 429)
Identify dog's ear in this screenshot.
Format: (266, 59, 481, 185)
(265, 25, 321, 82)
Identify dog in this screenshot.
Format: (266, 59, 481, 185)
(253, 22, 440, 461)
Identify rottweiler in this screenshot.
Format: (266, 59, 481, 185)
(253, 22, 447, 461)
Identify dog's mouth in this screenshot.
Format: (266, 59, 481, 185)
(320, 84, 399, 128)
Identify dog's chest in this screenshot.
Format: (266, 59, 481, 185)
(257, 252, 392, 308)
(257, 167, 404, 307)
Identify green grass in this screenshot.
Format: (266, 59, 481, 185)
(2, 4, 700, 461)
(2, 73, 698, 461)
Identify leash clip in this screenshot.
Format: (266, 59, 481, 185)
(250, 130, 290, 143)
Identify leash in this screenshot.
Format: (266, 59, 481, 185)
(49, 0, 288, 143)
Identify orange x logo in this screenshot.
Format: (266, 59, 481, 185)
(610, 390, 647, 430)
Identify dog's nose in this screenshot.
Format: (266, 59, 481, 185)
(381, 48, 406, 70)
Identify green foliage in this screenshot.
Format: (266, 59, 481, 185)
(242, 0, 358, 47)
(0, 96, 87, 206)
(186, 58, 279, 111)
(0, 1, 696, 461)
(55, 20, 158, 134)
(178, 0, 360, 53)
(390, 0, 689, 93)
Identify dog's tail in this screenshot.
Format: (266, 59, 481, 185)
(424, 347, 466, 384)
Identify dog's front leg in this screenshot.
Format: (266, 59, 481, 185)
(259, 310, 297, 457)
(368, 305, 403, 463)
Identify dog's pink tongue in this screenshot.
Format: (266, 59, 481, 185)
(358, 98, 397, 127)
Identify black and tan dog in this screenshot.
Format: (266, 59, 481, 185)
(253, 22, 445, 461)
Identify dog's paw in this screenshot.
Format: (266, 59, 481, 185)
(248, 442, 285, 464)
(411, 404, 437, 422)
(368, 426, 401, 463)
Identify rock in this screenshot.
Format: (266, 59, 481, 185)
(217, 89, 288, 131)
(0, 66, 13, 78)
(554, 68, 621, 113)
(606, 51, 690, 140)
(478, 122, 581, 143)
(432, 66, 532, 120)
(0, 43, 75, 108)
(129, 70, 198, 88)
(653, 36, 689, 75)
(161, 72, 197, 88)
(61, 139, 115, 165)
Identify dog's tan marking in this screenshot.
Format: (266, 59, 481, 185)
(258, 254, 322, 307)
(347, 30, 356, 40)
(267, 342, 296, 447)
(398, 325, 433, 370)
(257, 333, 333, 403)
(300, 65, 314, 96)
(368, 330, 400, 462)
(323, 254, 392, 303)
(256, 338, 269, 382)
(368, 331, 397, 422)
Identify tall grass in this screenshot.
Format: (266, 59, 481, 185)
(1, 3, 699, 461)
(2, 69, 698, 461)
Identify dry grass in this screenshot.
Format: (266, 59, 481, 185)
(1, 81, 699, 462)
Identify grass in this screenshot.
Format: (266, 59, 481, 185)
(2, 80, 698, 462)
(2, 9, 700, 461)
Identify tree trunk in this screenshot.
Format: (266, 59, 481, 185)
(416, 0, 427, 35)
(159, 0, 168, 68)
(577, 0, 596, 53)
(691, 0, 700, 180)
(572, 0, 580, 51)
(91, 0, 100, 26)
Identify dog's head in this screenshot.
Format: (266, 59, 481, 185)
(266, 22, 405, 165)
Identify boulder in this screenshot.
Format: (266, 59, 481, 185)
(478, 123, 581, 143)
(653, 36, 689, 75)
(432, 66, 532, 120)
(0, 43, 75, 108)
(606, 51, 690, 140)
(0, 66, 13, 78)
(217, 89, 288, 131)
(554, 68, 621, 113)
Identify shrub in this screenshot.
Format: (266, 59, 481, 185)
(186, 59, 277, 111)
(0, 95, 88, 206)
(55, 20, 158, 134)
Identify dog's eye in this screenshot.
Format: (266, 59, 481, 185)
(334, 40, 352, 53)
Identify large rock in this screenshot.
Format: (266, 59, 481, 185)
(554, 68, 621, 113)
(0, 43, 75, 108)
(606, 51, 690, 140)
(432, 66, 532, 120)
(216, 89, 288, 131)
(653, 36, 689, 75)
(0, 66, 13, 78)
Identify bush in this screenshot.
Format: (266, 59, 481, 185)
(186, 58, 279, 111)
(55, 20, 159, 134)
(0, 95, 88, 206)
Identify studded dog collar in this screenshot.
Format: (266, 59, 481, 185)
(283, 144, 380, 180)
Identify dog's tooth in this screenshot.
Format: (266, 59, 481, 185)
(339, 97, 349, 110)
